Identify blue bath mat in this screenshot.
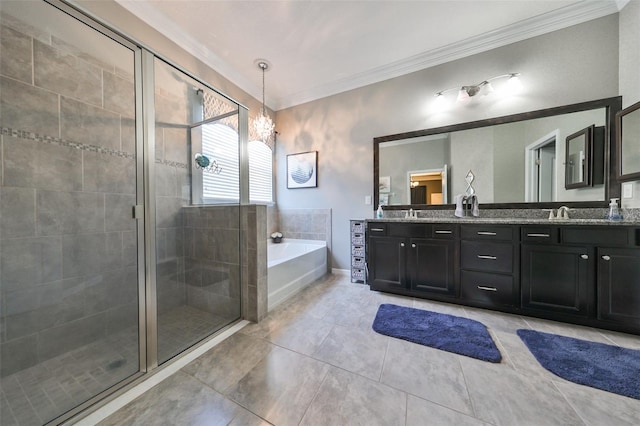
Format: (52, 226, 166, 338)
(372, 304, 501, 363)
(517, 329, 640, 399)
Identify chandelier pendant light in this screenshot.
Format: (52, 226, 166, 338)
(254, 60, 275, 143)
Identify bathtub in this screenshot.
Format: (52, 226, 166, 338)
(267, 239, 327, 311)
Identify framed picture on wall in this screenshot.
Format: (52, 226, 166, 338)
(287, 151, 318, 189)
(379, 193, 389, 205)
(379, 176, 391, 193)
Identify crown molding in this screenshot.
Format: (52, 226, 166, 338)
(116, 0, 620, 112)
(115, 0, 266, 105)
(274, 1, 620, 110)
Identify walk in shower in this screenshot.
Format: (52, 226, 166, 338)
(0, 1, 244, 424)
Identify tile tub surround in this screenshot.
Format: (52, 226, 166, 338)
(276, 208, 332, 271)
(100, 274, 640, 426)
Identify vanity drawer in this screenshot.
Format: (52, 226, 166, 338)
(461, 241, 513, 273)
(431, 225, 458, 239)
(462, 225, 514, 241)
(522, 227, 558, 244)
(367, 223, 387, 236)
(561, 227, 631, 246)
(461, 270, 515, 307)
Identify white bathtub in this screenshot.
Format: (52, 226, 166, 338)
(267, 239, 327, 311)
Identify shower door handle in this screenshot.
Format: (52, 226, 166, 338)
(132, 205, 143, 219)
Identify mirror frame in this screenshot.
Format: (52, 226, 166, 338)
(616, 100, 640, 182)
(564, 125, 592, 189)
(373, 96, 622, 210)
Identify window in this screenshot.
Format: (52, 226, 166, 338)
(248, 140, 273, 203)
(202, 123, 240, 202)
(199, 123, 273, 203)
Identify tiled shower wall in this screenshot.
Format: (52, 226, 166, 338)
(0, 18, 138, 376)
(182, 206, 242, 321)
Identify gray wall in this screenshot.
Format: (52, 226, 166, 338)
(275, 14, 620, 270)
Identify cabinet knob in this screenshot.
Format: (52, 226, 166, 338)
(602, 255, 611, 261)
(400, 242, 405, 247)
(580, 254, 588, 260)
(411, 243, 416, 248)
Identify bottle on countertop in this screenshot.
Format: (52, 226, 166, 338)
(606, 198, 622, 221)
(376, 204, 384, 219)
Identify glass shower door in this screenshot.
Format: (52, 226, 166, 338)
(0, 1, 142, 424)
(153, 59, 242, 364)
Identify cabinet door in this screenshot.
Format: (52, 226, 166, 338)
(598, 248, 640, 326)
(408, 238, 457, 296)
(521, 244, 594, 316)
(368, 236, 407, 291)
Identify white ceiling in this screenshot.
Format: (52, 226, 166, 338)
(116, 0, 625, 111)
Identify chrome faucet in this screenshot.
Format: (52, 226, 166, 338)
(544, 206, 571, 220)
(557, 206, 571, 220)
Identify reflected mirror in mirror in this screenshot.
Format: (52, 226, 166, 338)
(565, 126, 590, 188)
(617, 100, 640, 181)
(375, 99, 619, 208)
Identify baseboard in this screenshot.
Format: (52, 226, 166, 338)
(331, 268, 350, 276)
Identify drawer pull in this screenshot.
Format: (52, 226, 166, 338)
(411, 243, 416, 248)
(370, 228, 385, 232)
(477, 255, 497, 260)
(580, 254, 589, 260)
(602, 255, 611, 261)
(435, 230, 453, 234)
(477, 286, 498, 292)
(477, 231, 497, 236)
(400, 242, 405, 247)
(527, 233, 550, 238)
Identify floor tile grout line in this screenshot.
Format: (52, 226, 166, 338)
(549, 379, 589, 426)
(377, 337, 391, 383)
(456, 356, 480, 422)
(296, 364, 332, 426)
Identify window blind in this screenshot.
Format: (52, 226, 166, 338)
(248, 140, 273, 203)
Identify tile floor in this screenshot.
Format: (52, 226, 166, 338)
(100, 274, 640, 426)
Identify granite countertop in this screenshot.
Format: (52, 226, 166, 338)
(366, 217, 639, 226)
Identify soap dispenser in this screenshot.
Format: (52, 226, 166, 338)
(376, 204, 384, 219)
(607, 198, 622, 221)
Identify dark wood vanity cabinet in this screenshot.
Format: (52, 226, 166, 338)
(409, 230, 457, 296)
(460, 225, 519, 308)
(366, 220, 640, 335)
(597, 247, 640, 328)
(368, 233, 406, 291)
(521, 243, 594, 317)
(367, 222, 458, 298)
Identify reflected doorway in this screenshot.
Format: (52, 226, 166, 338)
(407, 166, 448, 205)
(525, 131, 557, 202)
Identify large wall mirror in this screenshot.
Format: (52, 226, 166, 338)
(374, 97, 622, 210)
(616, 100, 640, 182)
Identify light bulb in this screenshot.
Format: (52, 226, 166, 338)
(504, 74, 523, 96)
(457, 88, 470, 103)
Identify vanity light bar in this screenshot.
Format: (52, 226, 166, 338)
(434, 73, 521, 100)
